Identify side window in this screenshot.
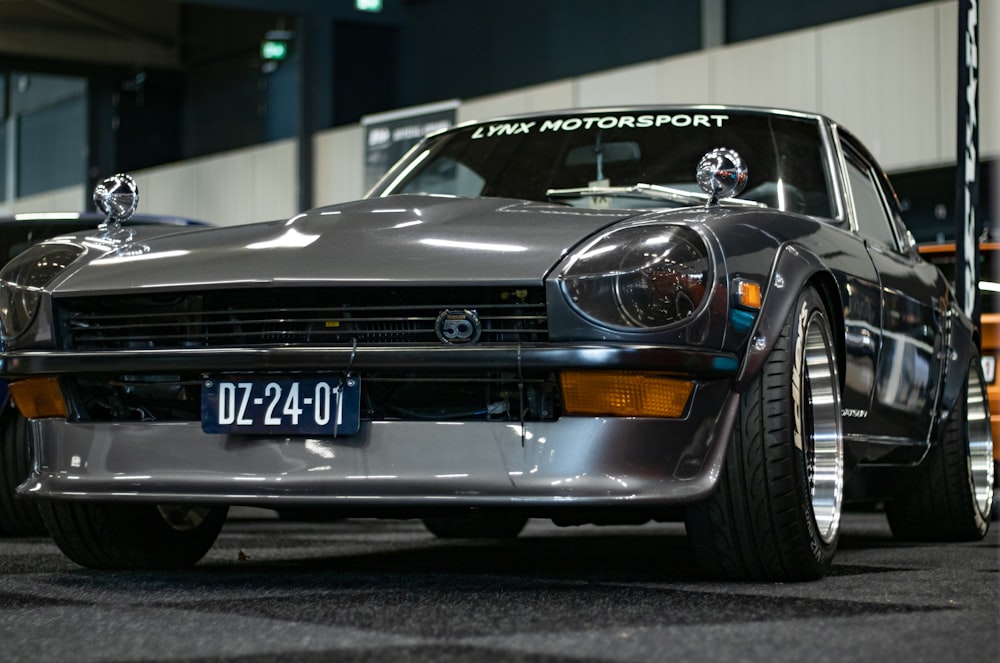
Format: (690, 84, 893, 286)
(845, 150, 899, 250)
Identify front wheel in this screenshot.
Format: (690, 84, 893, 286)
(886, 360, 994, 540)
(39, 501, 229, 569)
(0, 404, 47, 537)
(685, 285, 844, 581)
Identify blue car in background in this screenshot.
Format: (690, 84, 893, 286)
(0, 211, 204, 536)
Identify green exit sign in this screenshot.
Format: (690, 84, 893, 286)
(356, 0, 382, 12)
(261, 40, 288, 61)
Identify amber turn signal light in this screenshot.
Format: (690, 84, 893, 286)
(8, 378, 68, 418)
(736, 279, 762, 309)
(559, 371, 694, 418)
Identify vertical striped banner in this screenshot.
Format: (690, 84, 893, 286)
(956, 0, 981, 330)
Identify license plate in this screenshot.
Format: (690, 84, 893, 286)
(983, 356, 996, 384)
(202, 376, 361, 435)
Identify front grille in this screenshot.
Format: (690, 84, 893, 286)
(55, 286, 548, 350)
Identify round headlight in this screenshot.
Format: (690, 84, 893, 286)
(0, 243, 84, 340)
(560, 225, 710, 329)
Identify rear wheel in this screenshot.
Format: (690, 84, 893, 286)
(685, 286, 844, 581)
(886, 361, 994, 540)
(0, 404, 47, 537)
(39, 501, 228, 569)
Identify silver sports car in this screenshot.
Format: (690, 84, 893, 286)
(0, 106, 993, 579)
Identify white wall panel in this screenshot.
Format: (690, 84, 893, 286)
(134, 161, 201, 220)
(981, 0, 999, 160)
(4, 184, 84, 214)
(134, 139, 296, 227)
(248, 141, 297, 220)
(575, 61, 663, 107)
(313, 124, 365, 206)
(654, 51, 713, 104)
(937, 2, 958, 165)
(709, 31, 819, 114)
(817, 4, 941, 170)
(458, 80, 574, 123)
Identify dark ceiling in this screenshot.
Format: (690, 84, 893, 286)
(0, 0, 401, 73)
(0, 0, 186, 70)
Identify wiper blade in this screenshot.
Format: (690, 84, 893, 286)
(545, 183, 765, 207)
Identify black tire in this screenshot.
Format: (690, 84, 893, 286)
(0, 404, 47, 537)
(885, 361, 994, 540)
(685, 286, 844, 581)
(992, 464, 1000, 521)
(38, 501, 229, 569)
(993, 459, 1000, 522)
(423, 512, 527, 539)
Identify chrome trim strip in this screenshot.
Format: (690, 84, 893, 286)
(1, 344, 740, 378)
(827, 127, 851, 235)
(820, 121, 850, 224)
(844, 432, 929, 466)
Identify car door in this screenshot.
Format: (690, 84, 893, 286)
(842, 138, 946, 452)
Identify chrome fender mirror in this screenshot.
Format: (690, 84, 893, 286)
(93, 173, 139, 242)
(696, 148, 748, 207)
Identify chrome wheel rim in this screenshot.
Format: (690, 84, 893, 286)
(802, 313, 844, 545)
(966, 369, 995, 516)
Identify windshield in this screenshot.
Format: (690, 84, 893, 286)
(373, 110, 835, 217)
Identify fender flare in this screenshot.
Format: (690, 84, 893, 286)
(734, 243, 845, 393)
(936, 304, 979, 433)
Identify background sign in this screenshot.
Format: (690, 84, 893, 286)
(362, 100, 458, 192)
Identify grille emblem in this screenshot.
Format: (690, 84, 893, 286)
(436, 309, 481, 345)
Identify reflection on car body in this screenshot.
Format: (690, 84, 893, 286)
(0, 106, 993, 578)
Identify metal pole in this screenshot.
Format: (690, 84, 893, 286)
(3, 75, 14, 203)
(3, 116, 14, 204)
(297, 16, 314, 213)
(700, 0, 725, 49)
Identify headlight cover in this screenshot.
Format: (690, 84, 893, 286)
(0, 243, 84, 340)
(560, 224, 710, 329)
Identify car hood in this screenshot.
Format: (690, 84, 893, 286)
(50, 196, 638, 295)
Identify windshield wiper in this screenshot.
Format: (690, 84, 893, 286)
(545, 183, 765, 208)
